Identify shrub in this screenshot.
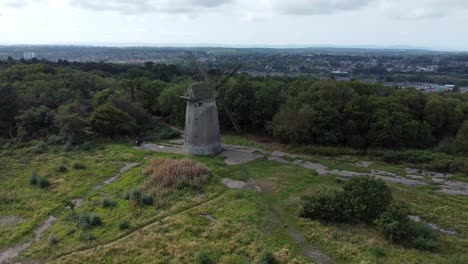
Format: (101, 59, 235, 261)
(56, 164, 68, 173)
(124, 188, 153, 206)
(408, 222, 438, 251)
(101, 197, 116, 208)
(449, 160, 465, 174)
(257, 251, 275, 264)
(38, 177, 50, 189)
(77, 213, 102, 229)
(89, 213, 102, 226)
(196, 252, 213, 264)
(118, 220, 130, 230)
(374, 202, 411, 242)
(72, 162, 86, 170)
(31, 141, 47, 154)
(48, 234, 59, 245)
(29, 171, 38, 185)
(142, 158, 210, 198)
(342, 177, 392, 222)
(369, 246, 386, 258)
(89, 104, 136, 138)
(300, 190, 349, 222)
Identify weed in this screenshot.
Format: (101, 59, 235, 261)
(142, 158, 210, 198)
(38, 177, 50, 189)
(257, 251, 275, 264)
(48, 233, 59, 245)
(196, 251, 213, 264)
(101, 197, 117, 208)
(118, 220, 130, 230)
(369, 246, 386, 258)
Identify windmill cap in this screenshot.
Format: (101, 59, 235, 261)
(183, 82, 216, 101)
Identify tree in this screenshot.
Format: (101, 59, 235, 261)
(89, 104, 136, 138)
(57, 114, 93, 144)
(455, 121, 468, 153)
(158, 83, 186, 126)
(16, 105, 57, 140)
(0, 86, 18, 137)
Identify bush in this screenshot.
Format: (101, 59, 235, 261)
(56, 164, 68, 173)
(369, 246, 386, 258)
(342, 177, 392, 222)
(300, 190, 349, 222)
(408, 222, 438, 251)
(142, 158, 210, 198)
(375, 203, 438, 250)
(89, 213, 102, 226)
(48, 234, 59, 245)
(72, 162, 86, 170)
(257, 251, 275, 264)
(196, 252, 213, 264)
(101, 197, 116, 208)
(124, 188, 153, 206)
(77, 213, 102, 229)
(118, 220, 130, 230)
(31, 141, 47, 154)
(89, 104, 136, 138)
(374, 202, 411, 242)
(29, 171, 38, 185)
(38, 177, 50, 189)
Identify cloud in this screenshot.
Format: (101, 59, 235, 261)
(2, 0, 468, 19)
(69, 0, 234, 14)
(379, 0, 468, 19)
(270, 0, 371, 15)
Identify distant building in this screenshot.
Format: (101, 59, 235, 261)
(23, 52, 36, 60)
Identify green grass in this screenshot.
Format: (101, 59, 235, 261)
(1, 140, 468, 264)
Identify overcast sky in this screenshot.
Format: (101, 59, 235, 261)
(0, 0, 467, 50)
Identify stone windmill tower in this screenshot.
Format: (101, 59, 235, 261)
(181, 53, 241, 156)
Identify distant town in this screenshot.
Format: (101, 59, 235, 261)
(1, 45, 468, 93)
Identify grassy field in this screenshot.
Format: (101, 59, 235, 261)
(1, 138, 467, 263)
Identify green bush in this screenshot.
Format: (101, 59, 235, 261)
(196, 252, 213, 264)
(47, 135, 65, 146)
(374, 203, 411, 242)
(89, 104, 136, 138)
(300, 190, 349, 222)
(118, 220, 130, 230)
(101, 197, 116, 208)
(369, 246, 386, 258)
(56, 164, 68, 173)
(342, 177, 392, 222)
(124, 188, 154, 206)
(375, 203, 438, 250)
(72, 162, 86, 170)
(77, 213, 102, 229)
(257, 251, 275, 264)
(48, 233, 59, 245)
(38, 177, 50, 189)
(63, 141, 73, 152)
(408, 222, 438, 251)
(31, 141, 47, 154)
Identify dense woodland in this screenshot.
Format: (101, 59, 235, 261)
(0, 59, 467, 155)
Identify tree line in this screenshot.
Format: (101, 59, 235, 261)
(0, 59, 467, 153)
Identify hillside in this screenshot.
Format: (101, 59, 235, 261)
(1, 134, 467, 263)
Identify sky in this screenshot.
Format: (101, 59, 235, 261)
(0, 0, 467, 51)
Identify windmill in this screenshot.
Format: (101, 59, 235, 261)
(181, 52, 241, 156)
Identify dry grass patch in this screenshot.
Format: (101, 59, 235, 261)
(142, 158, 210, 199)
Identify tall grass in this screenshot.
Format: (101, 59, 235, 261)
(142, 158, 210, 199)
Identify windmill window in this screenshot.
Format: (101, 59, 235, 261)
(198, 103, 203, 107)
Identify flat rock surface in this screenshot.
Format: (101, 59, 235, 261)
(136, 144, 184, 154)
(218, 150, 264, 165)
(0, 215, 26, 227)
(409, 215, 458, 236)
(221, 178, 246, 189)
